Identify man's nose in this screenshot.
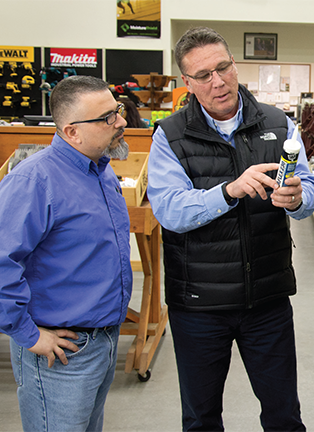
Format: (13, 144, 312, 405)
(115, 113, 127, 127)
(211, 70, 225, 86)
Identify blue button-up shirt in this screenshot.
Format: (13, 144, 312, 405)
(148, 94, 314, 233)
(0, 134, 132, 348)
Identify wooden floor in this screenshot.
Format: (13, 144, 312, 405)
(117, 0, 160, 21)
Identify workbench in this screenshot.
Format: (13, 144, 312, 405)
(122, 200, 167, 381)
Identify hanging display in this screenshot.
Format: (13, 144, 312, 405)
(42, 48, 103, 114)
(0, 45, 42, 120)
(117, 0, 161, 38)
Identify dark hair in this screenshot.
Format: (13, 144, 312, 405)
(49, 75, 109, 131)
(116, 97, 144, 128)
(174, 27, 232, 74)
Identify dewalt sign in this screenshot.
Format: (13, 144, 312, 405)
(0, 46, 34, 62)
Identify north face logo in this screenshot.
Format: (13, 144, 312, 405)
(260, 132, 277, 141)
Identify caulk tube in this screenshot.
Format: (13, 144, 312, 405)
(276, 124, 301, 187)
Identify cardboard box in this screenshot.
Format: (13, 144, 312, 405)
(110, 152, 148, 207)
(0, 145, 48, 182)
(0, 151, 14, 182)
(0, 151, 149, 208)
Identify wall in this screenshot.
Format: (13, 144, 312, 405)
(0, 0, 168, 77)
(171, 20, 314, 89)
(1, 0, 314, 83)
(164, 0, 314, 25)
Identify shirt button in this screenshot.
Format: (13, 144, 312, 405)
(197, 222, 201, 225)
(217, 209, 222, 213)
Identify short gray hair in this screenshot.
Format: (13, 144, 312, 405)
(49, 75, 109, 131)
(175, 27, 232, 74)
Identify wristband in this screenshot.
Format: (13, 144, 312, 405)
(222, 181, 236, 205)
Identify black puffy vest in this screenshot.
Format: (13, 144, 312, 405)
(157, 85, 296, 311)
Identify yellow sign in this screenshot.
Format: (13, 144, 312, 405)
(172, 86, 191, 112)
(0, 46, 34, 62)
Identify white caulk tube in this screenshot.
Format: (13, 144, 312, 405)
(276, 124, 301, 187)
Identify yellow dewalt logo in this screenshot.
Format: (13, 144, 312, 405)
(0, 46, 34, 62)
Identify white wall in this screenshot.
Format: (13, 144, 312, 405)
(171, 20, 314, 89)
(164, 0, 314, 24)
(2, 0, 314, 81)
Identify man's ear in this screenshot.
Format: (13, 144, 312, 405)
(62, 124, 82, 145)
(181, 74, 193, 94)
(231, 56, 238, 75)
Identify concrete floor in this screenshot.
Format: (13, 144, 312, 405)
(1, 216, 314, 431)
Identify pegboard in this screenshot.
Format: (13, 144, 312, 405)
(0, 46, 42, 120)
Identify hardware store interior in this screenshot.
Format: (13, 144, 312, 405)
(2, 0, 314, 430)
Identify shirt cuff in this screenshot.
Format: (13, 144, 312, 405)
(222, 181, 238, 207)
(285, 194, 305, 216)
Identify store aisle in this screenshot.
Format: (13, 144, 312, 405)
(0, 216, 314, 432)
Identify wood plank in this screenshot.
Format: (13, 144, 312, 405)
(124, 337, 137, 374)
(120, 322, 158, 336)
(138, 306, 168, 375)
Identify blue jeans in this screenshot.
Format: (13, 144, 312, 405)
(169, 298, 306, 432)
(10, 325, 120, 432)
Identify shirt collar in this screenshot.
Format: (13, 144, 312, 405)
(51, 133, 110, 175)
(200, 92, 243, 140)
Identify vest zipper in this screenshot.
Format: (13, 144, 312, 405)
(241, 133, 252, 152)
(245, 261, 252, 308)
(235, 132, 254, 308)
(238, 203, 253, 309)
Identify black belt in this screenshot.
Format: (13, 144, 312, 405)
(41, 326, 110, 334)
(64, 326, 96, 333)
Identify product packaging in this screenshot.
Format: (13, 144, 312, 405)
(276, 124, 301, 187)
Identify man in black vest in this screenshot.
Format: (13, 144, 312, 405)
(147, 27, 314, 431)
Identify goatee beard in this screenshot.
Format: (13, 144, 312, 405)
(104, 137, 129, 160)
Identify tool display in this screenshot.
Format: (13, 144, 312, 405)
(0, 47, 41, 119)
(9, 62, 18, 77)
(21, 75, 35, 89)
(23, 62, 35, 75)
(2, 96, 13, 107)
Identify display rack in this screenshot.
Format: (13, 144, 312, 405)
(301, 99, 314, 159)
(0, 48, 42, 120)
(131, 73, 176, 110)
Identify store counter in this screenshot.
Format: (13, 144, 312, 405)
(0, 126, 153, 166)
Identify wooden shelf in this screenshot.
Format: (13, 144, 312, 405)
(132, 73, 176, 90)
(131, 73, 176, 109)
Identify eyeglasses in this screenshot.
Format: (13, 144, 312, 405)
(186, 61, 234, 84)
(70, 103, 125, 126)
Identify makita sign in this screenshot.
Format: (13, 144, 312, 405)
(50, 48, 97, 68)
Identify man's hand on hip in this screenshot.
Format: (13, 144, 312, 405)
(28, 327, 80, 368)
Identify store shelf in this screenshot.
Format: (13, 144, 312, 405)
(131, 73, 176, 109)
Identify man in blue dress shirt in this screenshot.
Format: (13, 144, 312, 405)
(148, 27, 314, 431)
(0, 75, 133, 431)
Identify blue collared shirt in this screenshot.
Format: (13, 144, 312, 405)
(0, 134, 132, 348)
(147, 95, 314, 233)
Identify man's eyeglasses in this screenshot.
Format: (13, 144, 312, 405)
(70, 103, 125, 126)
(186, 61, 234, 84)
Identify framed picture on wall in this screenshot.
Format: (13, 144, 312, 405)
(244, 33, 277, 60)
